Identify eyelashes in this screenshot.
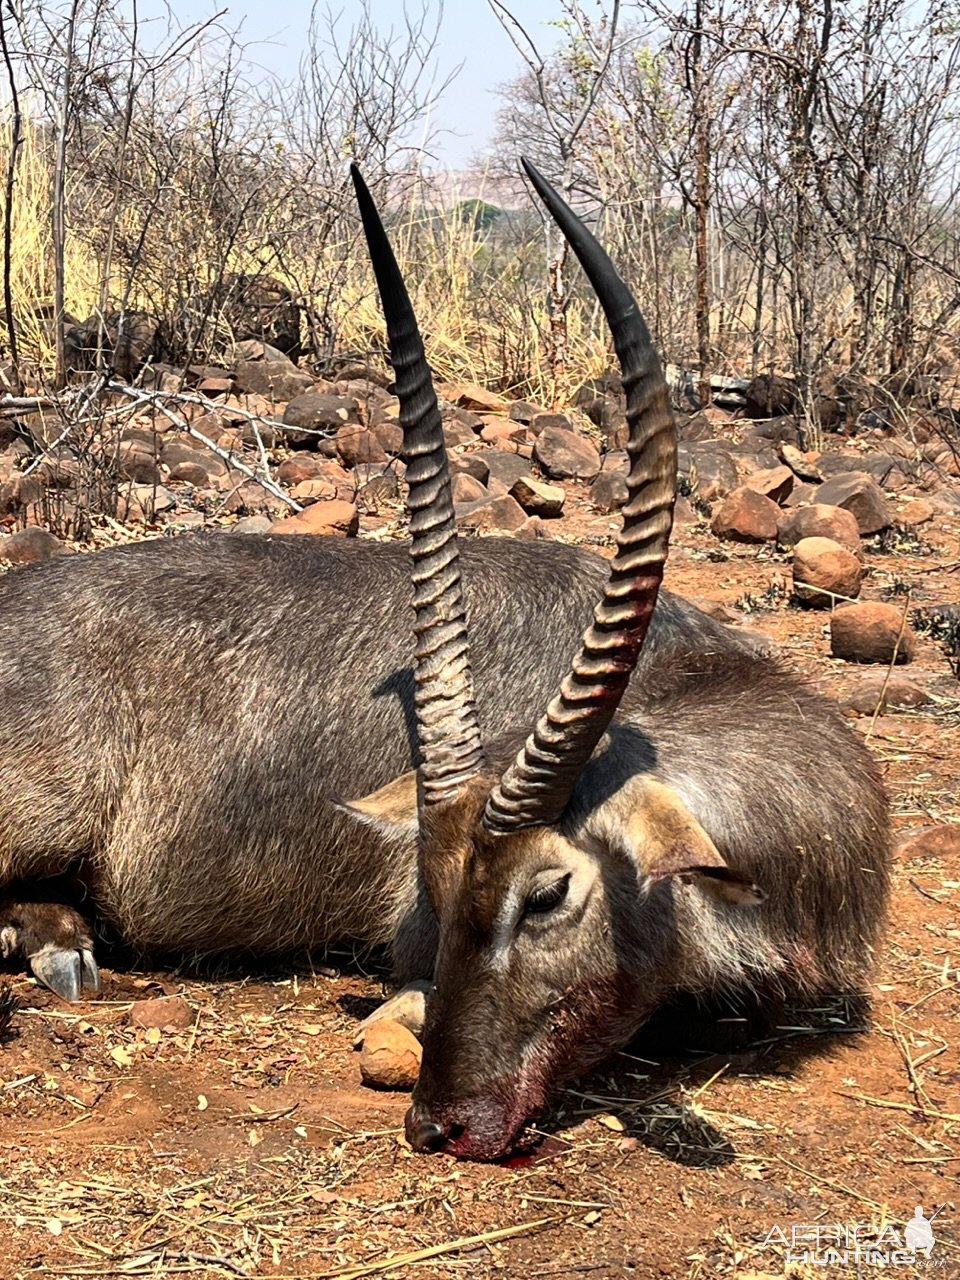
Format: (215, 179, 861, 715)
(523, 873, 571, 918)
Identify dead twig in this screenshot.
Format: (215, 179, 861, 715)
(107, 382, 302, 512)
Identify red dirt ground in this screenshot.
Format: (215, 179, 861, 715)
(2, 488, 959, 1280)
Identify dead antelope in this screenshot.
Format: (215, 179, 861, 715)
(347, 161, 889, 1159)
(0, 163, 887, 1164)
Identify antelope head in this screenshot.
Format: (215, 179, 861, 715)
(347, 162, 761, 1160)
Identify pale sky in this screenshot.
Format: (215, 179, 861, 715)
(190, 0, 564, 167)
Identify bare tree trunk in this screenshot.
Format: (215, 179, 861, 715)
(0, 6, 23, 391)
(52, 0, 82, 389)
(691, 0, 711, 404)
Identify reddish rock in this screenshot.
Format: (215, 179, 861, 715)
(169, 461, 213, 487)
(830, 602, 915, 664)
(438, 381, 509, 414)
(0, 527, 68, 564)
(451, 473, 488, 504)
(744, 464, 794, 504)
(480, 418, 526, 446)
(514, 515, 546, 539)
(897, 499, 934, 527)
(792, 537, 863, 606)
(455, 493, 527, 532)
(373, 421, 404, 456)
(779, 443, 823, 482)
(270, 500, 359, 537)
(510, 475, 565, 517)
(711, 488, 779, 542)
(777, 503, 861, 553)
(815, 472, 893, 534)
(533, 427, 601, 481)
(129, 996, 194, 1032)
(896, 825, 960, 861)
(290, 478, 339, 504)
(359, 1018, 422, 1090)
(838, 671, 932, 715)
(335, 425, 387, 467)
(443, 420, 479, 449)
(277, 454, 326, 486)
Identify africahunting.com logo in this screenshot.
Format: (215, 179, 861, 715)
(761, 1205, 946, 1267)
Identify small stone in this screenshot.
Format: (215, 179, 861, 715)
(480, 419, 526, 445)
(591, 469, 629, 514)
(816, 472, 893, 534)
(117, 485, 178, 523)
(270, 500, 359, 537)
(684, 447, 739, 501)
(335, 425, 387, 467)
(792, 537, 863, 606)
(838, 671, 932, 715)
(129, 996, 194, 1032)
(743, 465, 794, 504)
(438, 381, 510, 414)
(779, 443, 823, 482)
(451, 473, 488, 504)
(277, 454, 326, 486)
(897, 499, 934, 527)
(282, 393, 360, 446)
(483, 451, 531, 489)
(514, 515, 545, 539)
(373, 421, 404, 456)
(510, 474, 565, 516)
(896, 825, 960, 861)
(777, 503, 861, 552)
(234, 359, 313, 402)
(168, 461, 212, 487)
(455, 493, 527, 532)
(528, 411, 573, 436)
(290, 478, 338, 504)
(231, 516, 273, 534)
(830, 602, 915, 664)
(0, 527, 67, 564)
(450, 454, 490, 485)
(359, 1018, 423, 1090)
(711, 488, 779, 542)
(533, 427, 601, 480)
(443, 420, 479, 449)
(687, 596, 739, 623)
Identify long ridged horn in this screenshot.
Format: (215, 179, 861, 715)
(351, 165, 485, 805)
(483, 159, 677, 833)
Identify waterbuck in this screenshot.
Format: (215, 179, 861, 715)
(0, 163, 887, 1163)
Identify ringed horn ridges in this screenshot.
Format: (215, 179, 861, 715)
(483, 158, 678, 834)
(351, 164, 486, 807)
(351, 158, 677, 834)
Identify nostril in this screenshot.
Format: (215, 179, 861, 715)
(447, 1122, 465, 1143)
(411, 1120, 447, 1152)
(405, 1107, 448, 1152)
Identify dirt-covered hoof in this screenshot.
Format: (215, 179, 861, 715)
(30, 945, 100, 1002)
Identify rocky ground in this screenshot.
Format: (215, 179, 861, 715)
(1, 344, 959, 1279)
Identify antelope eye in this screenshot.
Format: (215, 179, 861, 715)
(524, 874, 571, 917)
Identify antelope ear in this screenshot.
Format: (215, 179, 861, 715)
(620, 779, 764, 906)
(339, 770, 419, 838)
